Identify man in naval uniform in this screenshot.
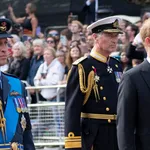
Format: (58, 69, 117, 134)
(65, 16, 123, 150)
(0, 18, 35, 150)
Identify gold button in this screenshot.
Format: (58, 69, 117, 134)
(106, 107, 110, 111)
(108, 119, 111, 123)
(100, 86, 103, 90)
(115, 64, 118, 68)
(103, 97, 106, 101)
(68, 132, 75, 137)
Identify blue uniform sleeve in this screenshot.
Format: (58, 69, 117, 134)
(21, 82, 35, 150)
(23, 127, 35, 150)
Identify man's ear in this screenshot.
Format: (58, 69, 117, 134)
(145, 37, 150, 46)
(92, 33, 97, 39)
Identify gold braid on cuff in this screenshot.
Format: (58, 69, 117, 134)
(65, 132, 81, 149)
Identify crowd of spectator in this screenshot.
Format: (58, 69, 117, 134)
(1, 2, 150, 104)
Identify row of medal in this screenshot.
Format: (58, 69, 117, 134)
(13, 97, 28, 113)
(10, 91, 27, 131)
(93, 65, 122, 84)
(107, 66, 122, 83)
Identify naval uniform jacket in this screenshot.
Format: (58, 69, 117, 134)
(0, 72, 35, 150)
(117, 60, 150, 150)
(65, 50, 122, 150)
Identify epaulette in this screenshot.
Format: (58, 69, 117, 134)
(110, 56, 121, 63)
(2, 72, 18, 79)
(73, 56, 87, 65)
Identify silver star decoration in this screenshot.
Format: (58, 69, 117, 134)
(94, 75, 100, 82)
(107, 66, 113, 73)
(20, 114, 26, 131)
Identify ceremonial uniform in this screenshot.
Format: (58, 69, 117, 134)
(0, 72, 35, 150)
(0, 18, 35, 150)
(65, 51, 122, 150)
(65, 16, 123, 150)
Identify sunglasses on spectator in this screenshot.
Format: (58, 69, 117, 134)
(47, 40, 54, 44)
(48, 33, 59, 36)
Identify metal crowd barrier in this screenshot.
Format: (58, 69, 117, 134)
(24, 84, 67, 148)
(25, 84, 66, 103)
(28, 102, 65, 148)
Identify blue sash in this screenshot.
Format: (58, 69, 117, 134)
(0, 75, 21, 143)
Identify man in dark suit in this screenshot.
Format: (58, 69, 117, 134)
(117, 18, 150, 150)
(79, 0, 96, 24)
(0, 18, 35, 150)
(65, 16, 123, 150)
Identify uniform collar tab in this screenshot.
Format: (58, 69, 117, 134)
(90, 49, 107, 63)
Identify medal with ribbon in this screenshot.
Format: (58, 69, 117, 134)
(21, 98, 28, 113)
(13, 98, 21, 113)
(114, 72, 122, 83)
(18, 98, 25, 113)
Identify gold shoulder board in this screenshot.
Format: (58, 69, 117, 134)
(73, 56, 87, 65)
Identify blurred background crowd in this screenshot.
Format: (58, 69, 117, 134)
(0, 0, 150, 104)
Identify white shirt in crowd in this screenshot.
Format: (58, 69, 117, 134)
(34, 58, 65, 100)
(0, 64, 8, 72)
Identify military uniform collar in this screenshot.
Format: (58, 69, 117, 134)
(1, 73, 10, 105)
(90, 49, 108, 63)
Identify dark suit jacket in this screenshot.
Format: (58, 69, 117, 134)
(79, 0, 95, 24)
(1, 72, 35, 150)
(117, 60, 150, 150)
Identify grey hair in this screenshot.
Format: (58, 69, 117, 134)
(12, 41, 27, 57)
(32, 39, 45, 48)
(11, 34, 21, 42)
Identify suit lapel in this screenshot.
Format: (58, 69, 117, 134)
(1, 73, 10, 103)
(140, 60, 150, 90)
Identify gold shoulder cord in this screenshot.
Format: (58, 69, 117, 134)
(93, 81, 100, 102)
(78, 64, 95, 105)
(0, 101, 6, 143)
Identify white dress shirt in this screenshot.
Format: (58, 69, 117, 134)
(147, 57, 150, 63)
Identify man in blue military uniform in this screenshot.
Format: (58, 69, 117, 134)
(0, 18, 35, 150)
(65, 16, 123, 150)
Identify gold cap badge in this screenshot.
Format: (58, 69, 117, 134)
(113, 19, 119, 28)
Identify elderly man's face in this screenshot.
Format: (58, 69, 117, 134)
(97, 32, 119, 54)
(33, 44, 43, 55)
(0, 38, 8, 66)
